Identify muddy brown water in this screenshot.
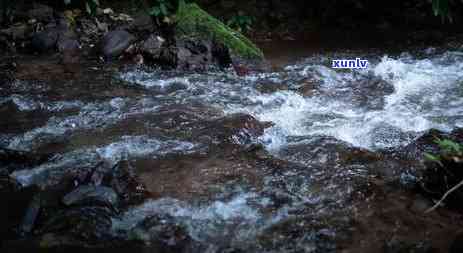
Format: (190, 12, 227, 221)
(2, 37, 463, 252)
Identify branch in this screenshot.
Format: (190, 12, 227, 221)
(425, 178, 463, 213)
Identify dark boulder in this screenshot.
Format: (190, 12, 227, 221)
(129, 12, 155, 34)
(193, 113, 269, 149)
(30, 28, 59, 53)
(140, 35, 165, 61)
(58, 38, 80, 58)
(38, 206, 116, 246)
(155, 38, 232, 71)
(58, 38, 81, 72)
(177, 39, 212, 70)
(9, 150, 106, 189)
(62, 185, 118, 207)
(101, 30, 136, 59)
(106, 160, 150, 207)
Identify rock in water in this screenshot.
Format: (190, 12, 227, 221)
(101, 30, 136, 59)
(129, 213, 194, 251)
(58, 38, 81, 73)
(140, 35, 165, 60)
(39, 206, 115, 245)
(62, 185, 118, 206)
(31, 29, 59, 53)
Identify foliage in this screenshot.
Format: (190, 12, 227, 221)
(432, 0, 452, 22)
(227, 12, 254, 33)
(148, 0, 174, 23)
(425, 138, 463, 166)
(175, 1, 263, 59)
(64, 0, 100, 16)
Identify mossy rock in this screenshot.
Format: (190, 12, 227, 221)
(175, 1, 264, 60)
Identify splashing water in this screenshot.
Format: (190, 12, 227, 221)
(4, 48, 463, 252)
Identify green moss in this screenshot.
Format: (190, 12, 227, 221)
(175, 1, 264, 60)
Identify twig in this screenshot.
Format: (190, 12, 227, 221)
(425, 178, 463, 213)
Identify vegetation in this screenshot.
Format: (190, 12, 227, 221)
(175, 1, 263, 59)
(425, 138, 462, 166)
(147, 0, 176, 24)
(424, 138, 463, 213)
(227, 12, 254, 33)
(432, 0, 451, 21)
(64, 0, 100, 15)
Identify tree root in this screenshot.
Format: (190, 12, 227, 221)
(425, 178, 463, 213)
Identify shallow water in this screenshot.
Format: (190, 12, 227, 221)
(3, 43, 463, 251)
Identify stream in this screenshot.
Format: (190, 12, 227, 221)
(2, 41, 463, 252)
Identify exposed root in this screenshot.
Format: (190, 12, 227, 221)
(425, 178, 463, 213)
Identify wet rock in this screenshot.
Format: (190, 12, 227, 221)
(10, 150, 106, 189)
(27, 4, 54, 23)
(58, 38, 81, 72)
(106, 160, 149, 207)
(278, 136, 380, 168)
(101, 30, 136, 58)
(58, 38, 80, 57)
(31, 28, 59, 53)
(39, 206, 116, 245)
(140, 35, 165, 61)
(176, 39, 213, 71)
(156, 38, 233, 71)
(296, 79, 319, 97)
(195, 113, 268, 148)
(129, 12, 155, 33)
(352, 75, 394, 110)
(257, 215, 345, 253)
(62, 185, 118, 207)
(255, 81, 289, 94)
(129, 213, 193, 251)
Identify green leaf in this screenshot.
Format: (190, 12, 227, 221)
(149, 6, 161, 16)
(85, 2, 91, 14)
(432, 0, 440, 16)
(424, 153, 441, 162)
(160, 4, 168, 16)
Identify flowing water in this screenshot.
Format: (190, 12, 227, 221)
(2, 43, 463, 252)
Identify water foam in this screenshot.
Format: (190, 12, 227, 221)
(238, 52, 463, 150)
